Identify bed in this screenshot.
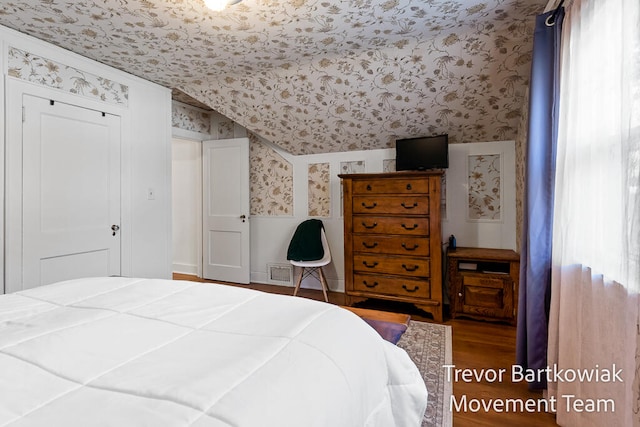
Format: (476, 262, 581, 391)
(0, 277, 427, 426)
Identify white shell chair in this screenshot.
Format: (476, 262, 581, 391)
(290, 227, 332, 302)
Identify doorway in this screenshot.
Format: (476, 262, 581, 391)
(171, 137, 203, 277)
(171, 137, 250, 284)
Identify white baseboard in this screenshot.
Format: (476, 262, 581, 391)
(172, 263, 198, 276)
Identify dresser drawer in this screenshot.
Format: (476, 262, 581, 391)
(353, 273, 430, 299)
(353, 235, 430, 256)
(353, 216, 430, 236)
(354, 254, 430, 277)
(353, 178, 428, 195)
(353, 196, 429, 215)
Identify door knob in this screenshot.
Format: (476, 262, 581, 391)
(240, 214, 246, 223)
(111, 224, 120, 236)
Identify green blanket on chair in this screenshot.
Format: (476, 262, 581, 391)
(286, 219, 324, 261)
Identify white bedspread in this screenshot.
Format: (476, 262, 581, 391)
(0, 277, 427, 426)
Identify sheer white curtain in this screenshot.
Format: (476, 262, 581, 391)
(547, 0, 640, 425)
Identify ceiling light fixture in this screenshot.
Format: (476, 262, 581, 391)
(204, 0, 242, 12)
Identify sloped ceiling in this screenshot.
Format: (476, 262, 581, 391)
(0, 0, 546, 155)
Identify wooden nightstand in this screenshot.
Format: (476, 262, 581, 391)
(447, 247, 520, 325)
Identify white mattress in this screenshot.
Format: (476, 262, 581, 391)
(0, 277, 427, 426)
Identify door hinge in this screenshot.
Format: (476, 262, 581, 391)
(22, 106, 25, 123)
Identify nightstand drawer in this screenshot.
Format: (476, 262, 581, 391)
(463, 284, 504, 309)
(353, 216, 430, 235)
(354, 235, 430, 256)
(353, 273, 431, 299)
(354, 254, 430, 277)
(462, 275, 506, 289)
(353, 196, 429, 215)
(353, 179, 428, 195)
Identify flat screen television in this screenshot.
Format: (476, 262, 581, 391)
(395, 134, 449, 171)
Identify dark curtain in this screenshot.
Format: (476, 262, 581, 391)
(516, 6, 564, 390)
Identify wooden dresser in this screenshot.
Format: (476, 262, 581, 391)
(339, 171, 444, 322)
(447, 247, 520, 325)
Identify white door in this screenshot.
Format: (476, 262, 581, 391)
(202, 138, 250, 284)
(22, 95, 121, 288)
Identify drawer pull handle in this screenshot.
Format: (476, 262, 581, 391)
(362, 221, 378, 229)
(401, 202, 418, 209)
(402, 284, 420, 293)
(402, 264, 419, 272)
(366, 184, 372, 191)
(406, 183, 412, 190)
(362, 261, 379, 268)
(401, 243, 419, 251)
(363, 280, 378, 288)
(362, 242, 378, 249)
(361, 202, 378, 209)
(401, 223, 418, 230)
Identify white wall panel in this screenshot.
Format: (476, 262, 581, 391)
(1, 24, 172, 292)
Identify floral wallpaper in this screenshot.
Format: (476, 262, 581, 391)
(468, 154, 501, 220)
(172, 102, 211, 134)
(170, 103, 295, 217)
(383, 159, 396, 173)
(340, 161, 366, 176)
(441, 174, 448, 220)
(308, 163, 330, 217)
(0, 0, 546, 156)
(339, 161, 365, 216)
(7, 47, 128, 106)
(249, 134, 294, 216)
(218, 120, 235, 139)
(514, 88, 529, 251)
(172, 93, 239, 139)
(175, 111, 496, 223)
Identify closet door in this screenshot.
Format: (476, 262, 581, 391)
(20, 95, 121, 289)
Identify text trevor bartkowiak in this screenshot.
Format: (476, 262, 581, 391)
(443, 364, 623, 384)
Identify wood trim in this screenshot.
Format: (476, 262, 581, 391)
(341, 306, 410, 326)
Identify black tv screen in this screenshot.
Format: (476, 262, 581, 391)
(395, 134, 449, 171)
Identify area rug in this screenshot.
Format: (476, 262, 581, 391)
(397, 320, 453, 427)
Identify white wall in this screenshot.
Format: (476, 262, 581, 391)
(1, 24, 173, 292)
(251, 141, 516, 292)
(170, 137, 516, 293)
(128, 84, 173, 279)
(0, 35, 5, 289)
(250, 146, 396, 293)
(443, 141, 517, 250)
(172, 137, 202, 276)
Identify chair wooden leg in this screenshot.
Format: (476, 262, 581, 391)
(318, 267, 329, 302)
(293, 267, 304, 296)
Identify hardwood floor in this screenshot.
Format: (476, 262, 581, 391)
(173, 274, 558, 426)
